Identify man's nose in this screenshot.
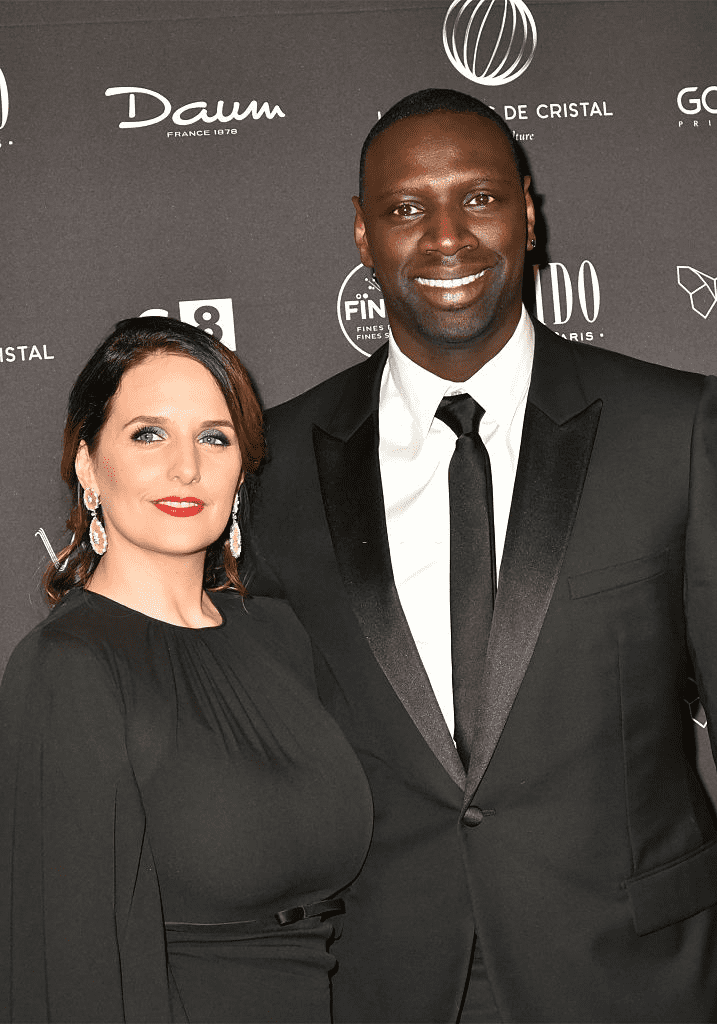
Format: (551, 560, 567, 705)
(422, 205, 476, 256)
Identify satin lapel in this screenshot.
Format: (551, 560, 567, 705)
(464, 327, 602, 807)
(313, 413, 465, 789)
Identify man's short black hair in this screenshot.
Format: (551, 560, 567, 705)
(358, 88, 525, 203)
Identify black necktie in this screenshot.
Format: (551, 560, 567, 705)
(436, 394, 496, 768)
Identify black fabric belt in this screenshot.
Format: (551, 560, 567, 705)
(165, 896, 345, 933)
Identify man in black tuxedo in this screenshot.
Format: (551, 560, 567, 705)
(252, 89, 717, 1022)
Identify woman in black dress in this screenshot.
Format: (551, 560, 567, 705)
(0, 317, 372, 1023)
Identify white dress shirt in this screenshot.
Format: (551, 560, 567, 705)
(378, 307, 535, 734)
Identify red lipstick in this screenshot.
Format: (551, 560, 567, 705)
(153, 496, 205, 518)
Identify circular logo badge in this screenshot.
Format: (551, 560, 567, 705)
(443, 0, 537, 87)
(337, 264, 390, 357)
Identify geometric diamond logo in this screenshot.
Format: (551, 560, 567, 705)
(685, 696, 708, 729)
(684, 676, 708, 728)
(677, 265, 717, 319)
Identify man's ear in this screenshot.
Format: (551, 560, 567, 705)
(352, 196, 374, 269)
(523, 175, 536, 244)
(75, 441, 98, 495)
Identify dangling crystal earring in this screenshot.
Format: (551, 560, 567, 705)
(83, 487, 108, 556)
(229, 491, 242, 559)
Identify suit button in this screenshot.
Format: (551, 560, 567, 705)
(462, 806, 484, 827)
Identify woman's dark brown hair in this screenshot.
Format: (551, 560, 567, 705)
(43, 316, 264, 606)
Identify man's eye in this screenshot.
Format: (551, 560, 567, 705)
(392, 201, 421, 217)
(467, 193, 494, 207)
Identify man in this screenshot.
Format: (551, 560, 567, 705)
(253, 89, 717, 1022)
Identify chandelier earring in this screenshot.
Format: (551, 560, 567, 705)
(83, 487, 108, 556)
(229, 490, 242, 559)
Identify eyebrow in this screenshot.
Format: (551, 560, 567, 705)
(371, 176, 512, 202)
(122, 415, 236, 431)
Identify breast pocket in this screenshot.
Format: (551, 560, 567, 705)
(568, 550, 669, 600)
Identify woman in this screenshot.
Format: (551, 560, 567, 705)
(0, 317, 372, 1023)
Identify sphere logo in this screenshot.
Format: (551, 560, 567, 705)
(443, 0, 537, 87)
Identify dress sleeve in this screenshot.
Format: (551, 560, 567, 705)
(0, 630, 173, 1023)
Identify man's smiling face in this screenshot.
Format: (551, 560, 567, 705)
(353, 109, 535, 378)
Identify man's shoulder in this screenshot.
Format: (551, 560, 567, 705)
(264, 367, 351, 427)
(265, 345, 387, 430)
(535, 320, 706, 398)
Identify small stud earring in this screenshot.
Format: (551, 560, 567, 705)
(530, 238, 537, 249)
(229, 491, 242, 559)
(83, 487, 107, 556)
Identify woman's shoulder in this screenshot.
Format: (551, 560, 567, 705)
(215, 590, 306, 634)
(213, 590, 313, 663)
(8, 589, 103, 653)
(1, 590, 132, 704)
(1, 594, 140, 816)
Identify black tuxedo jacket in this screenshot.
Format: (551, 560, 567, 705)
(252, 321, 717, 1022)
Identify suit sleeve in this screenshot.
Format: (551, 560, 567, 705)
(243, 538, 287, 599)
(0, 631, 172, 1023)
(685, 374, 717, 758)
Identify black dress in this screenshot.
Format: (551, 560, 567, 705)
(0, 589, 372, 1023)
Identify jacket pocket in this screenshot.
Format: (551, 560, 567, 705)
(624, 835, 717, 935)
(569, 549, 669, 600)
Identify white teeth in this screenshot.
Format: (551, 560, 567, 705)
(415, 269, 486, 288)
(162, 501, 198, 508)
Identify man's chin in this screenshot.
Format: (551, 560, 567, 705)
(410, 294, 522, 354)
(414, 313, 498, 351)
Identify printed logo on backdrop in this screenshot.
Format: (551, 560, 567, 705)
(105, 87, 285, 138)
(442, 0, 537, 86)
(140, 298, 236, 350)
(534, 261, 604, 342)
(440, 3, 614, 141)
(337, 265, 389, 357)
(0, 66, 8, 129)
(0, 65, 12, 149)
(35, 529, 68, 572)
(684, 677, 708, 730)
(0, 341, 54, 365)
(677, 87, 716, 129)
(677, 266, 717, 319)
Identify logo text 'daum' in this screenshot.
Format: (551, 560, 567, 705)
(105, 87, 285, 129)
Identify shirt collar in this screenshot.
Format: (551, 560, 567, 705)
(383, 306, 535, 442)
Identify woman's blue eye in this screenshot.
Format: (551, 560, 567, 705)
(131, 427, 165, 444)
(199, 430, 230, 447)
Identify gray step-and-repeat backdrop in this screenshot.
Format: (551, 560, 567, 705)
(1, 0, 716, 786)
